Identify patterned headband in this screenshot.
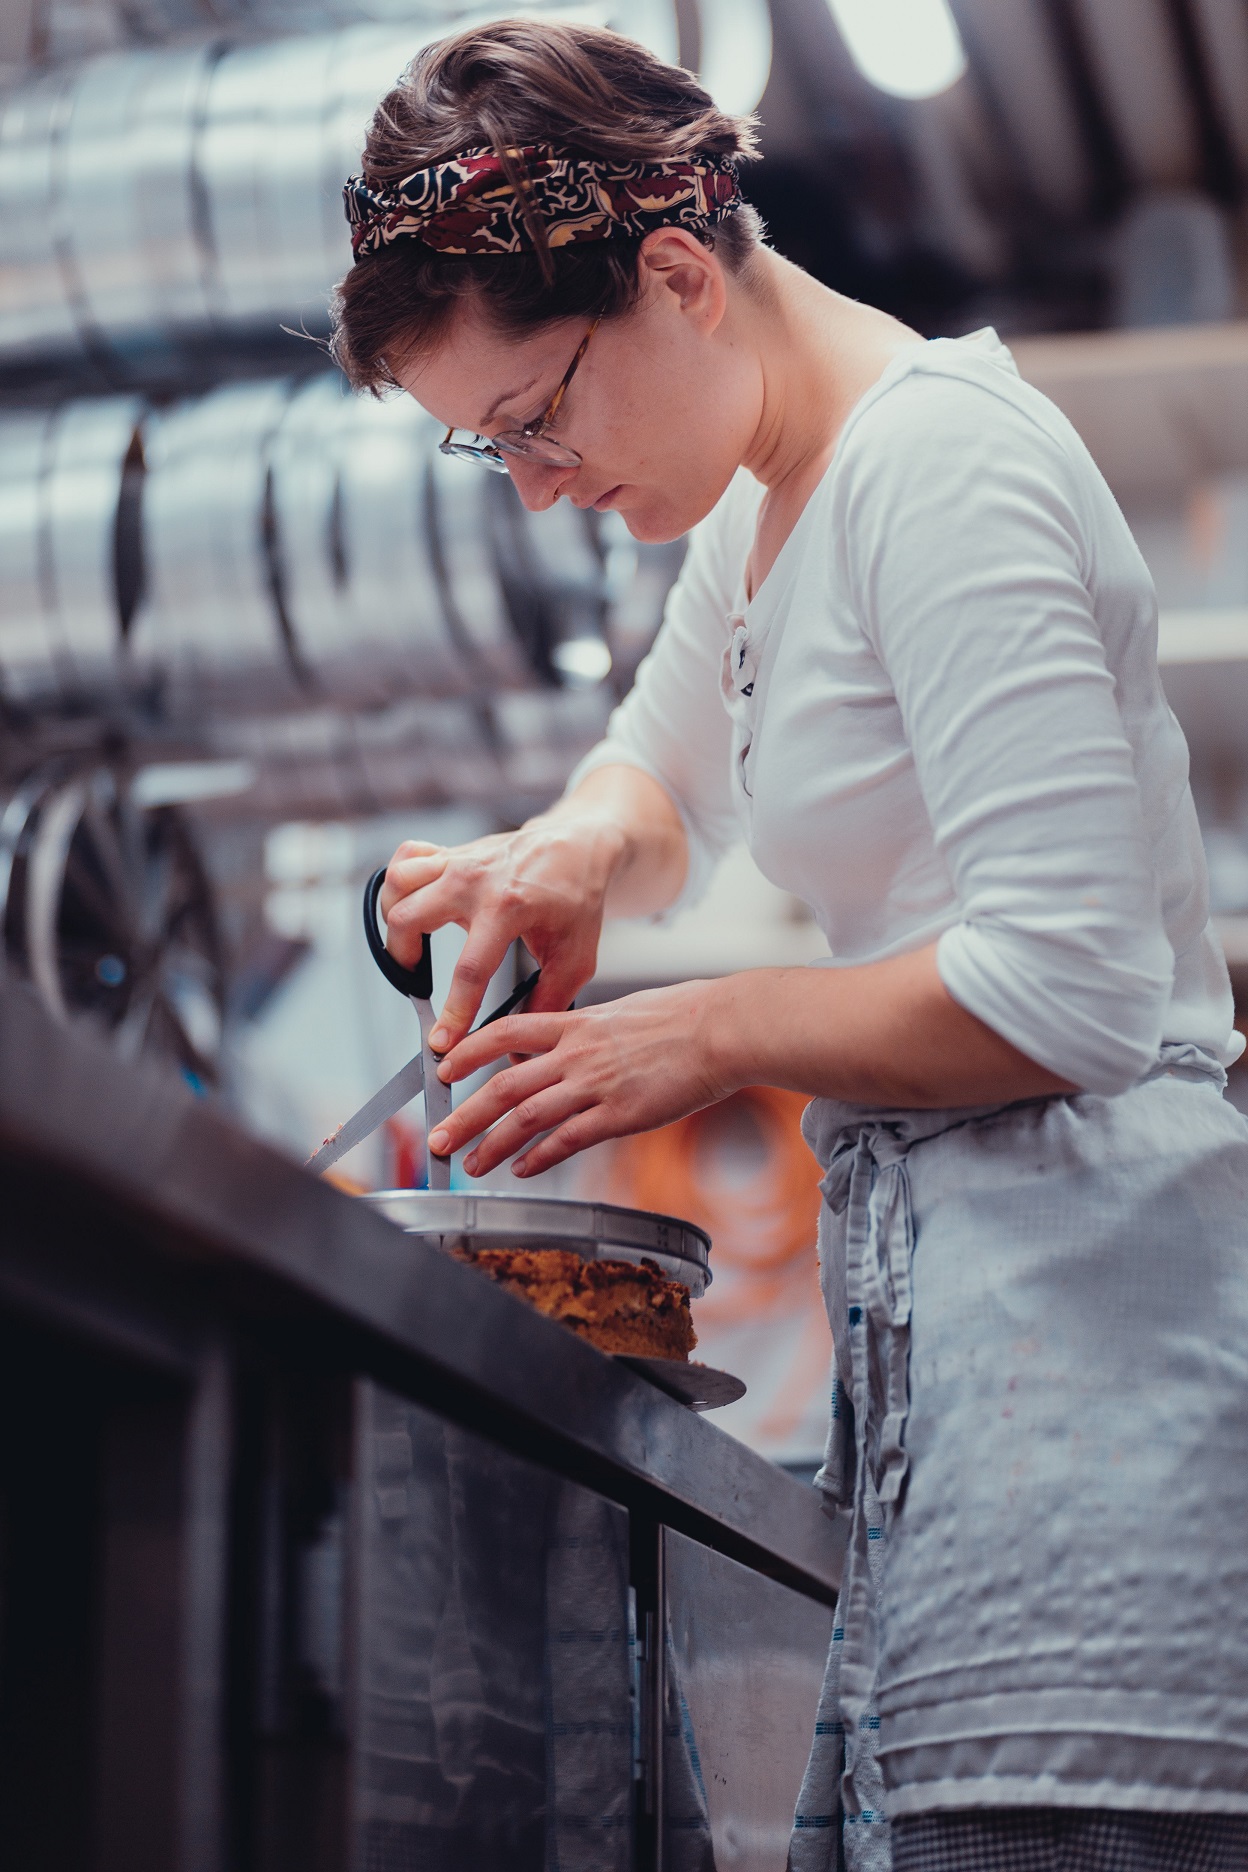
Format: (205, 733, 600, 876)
(343, 143, 741, 261)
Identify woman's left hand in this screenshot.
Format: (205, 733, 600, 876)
(427, 980, 733, 1179)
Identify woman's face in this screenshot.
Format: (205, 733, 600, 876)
(394, 231, 764, 542)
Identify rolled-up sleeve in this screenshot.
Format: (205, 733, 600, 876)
(567, 478, 754, 913)
(844, 377, 1174, 1095)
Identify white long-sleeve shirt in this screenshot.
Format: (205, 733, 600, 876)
(573, 328, 1241, 1096)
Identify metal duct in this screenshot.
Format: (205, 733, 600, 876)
(426, 443, 536, 690)
(0, 3, 726, 378)
(315, 383, 470, 700)
(0, 370, 621, 719)
(0, 397, 142, 706)
(0, 413, 56, 705)
(197, 25, 437, 338)
(0, 71, 84, 364)
(131, 378, 300, 714)
(44, 398, 146, 693)
(0, 23, 431, 371)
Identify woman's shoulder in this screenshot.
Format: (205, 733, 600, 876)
(840, 329, 1086, 472)
(831, 328, 1100, 530)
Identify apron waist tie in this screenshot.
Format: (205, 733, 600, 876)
(820, 1128, 917, 1837)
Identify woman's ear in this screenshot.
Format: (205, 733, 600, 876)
(637, 228, 728, 334)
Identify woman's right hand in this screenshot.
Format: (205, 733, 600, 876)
(378, 765, 689, 1049)
(377, 814, 621, 1050)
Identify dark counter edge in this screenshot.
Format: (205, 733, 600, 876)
(0, 984, 844, 1602)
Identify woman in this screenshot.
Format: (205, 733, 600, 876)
(333, 20, 1248, 1870)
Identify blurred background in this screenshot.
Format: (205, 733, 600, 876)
(4, 0, 1248, 1472)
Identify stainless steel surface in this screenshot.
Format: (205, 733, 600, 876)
(0, 71, 84, 365)
(354, 1382, 634, 1871)
(0, 981, 840, 1597)
(305, 1048, 425, 1174)
(0, 368, 628, 729)
(132, 378, 299, 713)
(121, 48, 214, 344)
(200, 34, 345, 333)
(428, 442, 532, 688)
(363, 1189, 713, 1296)
(61, 50, 167, 347)
(0, 409, 55, 703)
(334, 388, 468, 695)
(661, 1526, 833, 1871)
(0, 397, 141, 704)
(44, 397, 143, 695)
(0, 22, 450, 369)
(266, 372, 355, 684)
(620, 1357, 747, 1411)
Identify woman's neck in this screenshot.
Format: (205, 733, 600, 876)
(738, 251, 922, 502)
(731, 251, 923, 602)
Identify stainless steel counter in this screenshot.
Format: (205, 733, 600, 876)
(0, 981, 839, 1601)
(0, 982, 842, 1871)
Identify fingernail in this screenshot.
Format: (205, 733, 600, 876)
(464, 1152, 478, 1174)
(430, 1025, 449, 1049)
(436, 1060, 451, 1081)
(512, 1160, 528, 1178)
(428, 1129, 450, 1154)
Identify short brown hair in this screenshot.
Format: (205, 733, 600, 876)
(329, 20, 764, 395)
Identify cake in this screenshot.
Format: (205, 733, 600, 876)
(452, 1246, 696, 1359)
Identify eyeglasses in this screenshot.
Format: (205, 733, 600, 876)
(439, 317, 601, 474)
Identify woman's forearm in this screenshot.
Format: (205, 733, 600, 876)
(434, 939, 1076, 1181)
(700, 943, 1075, 1110)
(543, 762, 690, 919)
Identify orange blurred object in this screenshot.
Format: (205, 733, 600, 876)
(605, 1086, 822, 1325)
(604, 1087, 832, 1453)
(385, 1114, 424, 1190)
(322, 1166, 370, 1195)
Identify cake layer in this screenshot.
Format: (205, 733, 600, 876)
(451, 1245, 696, 1360)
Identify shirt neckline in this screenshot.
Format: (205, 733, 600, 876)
(735, 329, 1008, 619)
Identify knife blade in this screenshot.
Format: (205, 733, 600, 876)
(305, 1050, 425, 1175)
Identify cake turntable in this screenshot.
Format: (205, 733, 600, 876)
(362, 1189, 746, 1411)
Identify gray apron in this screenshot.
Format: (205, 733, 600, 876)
(790, 1047, 1248, 1872)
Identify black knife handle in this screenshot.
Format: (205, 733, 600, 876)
(364, 869, 433, 1000)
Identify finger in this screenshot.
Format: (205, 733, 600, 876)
(520, 943, 597, 1018)
(381, 873, 466, 967)
(513, 1108, 611, 1179)
(462, 1081, 593, 1177)
(380, 848, 448, 918)
(439, 1011, 570, 1082)
(433, 931, 541, 1049)
(426, 1053, 562, 1159)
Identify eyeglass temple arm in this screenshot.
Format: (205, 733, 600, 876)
(533, 315, 602, 434)
(441, 314, 601, 450)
